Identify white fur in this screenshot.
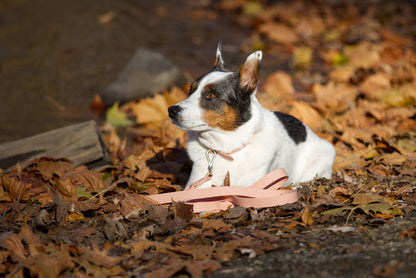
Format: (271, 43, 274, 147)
(173, 52, 336, 189)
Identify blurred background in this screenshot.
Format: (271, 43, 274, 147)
(0, 0, 257, 143)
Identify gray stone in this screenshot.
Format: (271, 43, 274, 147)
(100, 48, 187, 106)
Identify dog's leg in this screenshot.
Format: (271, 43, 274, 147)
(291, 141, 335, 186)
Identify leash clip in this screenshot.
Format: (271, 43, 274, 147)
(205, 149, 217, 176)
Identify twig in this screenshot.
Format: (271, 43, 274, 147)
(86, 183, 117, 201)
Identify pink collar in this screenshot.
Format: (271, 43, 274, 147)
(187, 142, 250, 190)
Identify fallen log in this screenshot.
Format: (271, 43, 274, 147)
(0, 121, 111, 169)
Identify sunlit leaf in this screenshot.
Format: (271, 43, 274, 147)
(106, 102, 134, 127)
(66, 211, 84, 222)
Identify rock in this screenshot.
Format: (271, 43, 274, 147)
(100, 48, 187, 106)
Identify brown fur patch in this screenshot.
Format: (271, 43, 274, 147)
(202, 104, 239, 131)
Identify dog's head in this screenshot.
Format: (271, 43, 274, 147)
(168, 43, 262, 132)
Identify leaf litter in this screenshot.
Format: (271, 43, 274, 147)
(2, 0, 416, 277)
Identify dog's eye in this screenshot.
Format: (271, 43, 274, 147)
(206, 91, 216, 100)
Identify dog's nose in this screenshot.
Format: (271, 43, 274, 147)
(168, 105, 182, 119)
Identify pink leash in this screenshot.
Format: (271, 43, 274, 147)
(149, 168, 298, 213)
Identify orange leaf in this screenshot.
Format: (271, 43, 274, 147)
(301, 207, 313, 226)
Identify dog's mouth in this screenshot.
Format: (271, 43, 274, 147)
(170, 118, 206, 131)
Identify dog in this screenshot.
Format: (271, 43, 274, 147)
(168, 43, 336, 189)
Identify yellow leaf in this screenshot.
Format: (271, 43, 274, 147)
(293, 47, 312, 70)
(317, 184, 325, 196)
(66, 211, 84, 222)
(106, 102, 134, 127)
(301, 207, 313, 226)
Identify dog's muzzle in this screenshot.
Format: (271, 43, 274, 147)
(168, 105, 182, 122)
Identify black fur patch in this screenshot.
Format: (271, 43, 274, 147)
(199, 72, 252, 128)
(274, 112, 307, 144)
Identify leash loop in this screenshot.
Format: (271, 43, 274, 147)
(205, 149, 217, 176)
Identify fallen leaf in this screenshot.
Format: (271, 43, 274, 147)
(120, 192, 158, 218)
(293, 47, 313, 70)
(57, 169, 104, 197)
(258, 22, 300, 44)
(2, 233, 26, 262)
(98, 11, 116, 24)
(1, 175, 31, 202)
(106, 102, 134, 127)
(357, 202, 394, 215)
(301, 206, 313, 226)
(352, 193, 384, 205)
(359, 73, 391, 100)
(288, 100, 325, 131)
(312, 81, 359, 114)
(345, 41, 381, 70)
(126, 94, 169, 124)
(87, 242, 123, 269)
(263, 71, 296, 100)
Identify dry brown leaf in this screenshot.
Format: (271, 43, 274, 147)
(172, 244, 214, 260)
(127, 94, 169, 124)
(146, 259, 221, 278)
(120, 192, 158, 218)
(25, 249, 75, 278)
(130, 239, 172, 259)
(359, 73, 391, 100)
(88, 242, 123, 269)
(101, 125, 122, 161)
(258, 22, 300, 44)
(2, 175, 31, 202)
(2, 233, 26, 262)
(331, 101, 383, 130)
(163, 86, 187, 106)
(173, 201, 194, 222)
(345, 42, 381, 70)
(0, 184, 12, 202)
(352, 193, 384, 205)
(288, 100, 324, 131)
(57, 169, 104, 197)
(333, 154, 367, 172)
(26, 157, 73, 181)
(19, 224, 42, 247)
(340, 126, 395, 149)
(380, 27, 413, 47)
(376, 152, 407, 166)
(295, 15, 325, 38)
(329, 65, 356, 82)
(263, 71, 296, 100)
(202, 219, 232, 237)
(312, 81, 359, 114)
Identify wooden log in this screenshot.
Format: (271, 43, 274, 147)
(0, 120, 112, 169)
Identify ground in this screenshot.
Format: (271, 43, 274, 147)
(1, 0, 416, 277)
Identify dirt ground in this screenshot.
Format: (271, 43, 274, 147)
(208, 215, 416, 278)
(0, 0, 251, 143)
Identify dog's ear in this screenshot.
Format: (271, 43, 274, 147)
(238, 51, 262, 94)
(213, 41, 226, 71)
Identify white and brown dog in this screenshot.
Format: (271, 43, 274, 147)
(168, 44, 335, 189)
